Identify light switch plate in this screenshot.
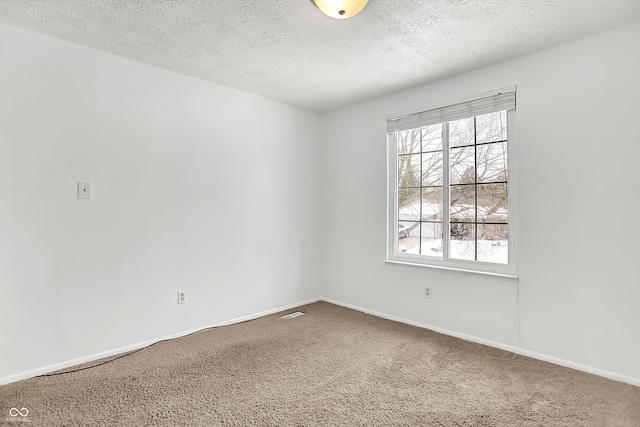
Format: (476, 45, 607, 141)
(78, 181, 92, 199)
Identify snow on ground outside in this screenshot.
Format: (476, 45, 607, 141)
(398, 237, 508, 264)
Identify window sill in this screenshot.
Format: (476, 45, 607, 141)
(385, 259, 518, 279)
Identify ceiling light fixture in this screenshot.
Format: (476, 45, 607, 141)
(311, 0, 369, 19)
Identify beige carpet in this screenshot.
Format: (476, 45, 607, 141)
(1, 301, 639, 426)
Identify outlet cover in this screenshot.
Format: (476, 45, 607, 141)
(424, 286, 432, 299)
(177, 290, 187, 304)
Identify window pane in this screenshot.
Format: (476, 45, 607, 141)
(477, 183, 508, 223)
(449, 117, 475, 147)
(477, 142, 507, 183)
(450, 146, 475, 185)
(449, 223, 476, 261)
(421, 124, 443, 152)
(398, 154, 420, 188)
(477, 224, 508, 264)
(422, 187, 443, 221)
(450, 185, 475, 223)
(398, 221, 419, 254)
(390, 101, 512, 272)
(420, 222, 444, 256)
(422, 152, 443, 186)
(398, 187, 420, 221)
(476, 111, 507, 144)
(397, 129, 421, 155)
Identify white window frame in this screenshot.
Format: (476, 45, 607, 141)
(386, 87, 518, 278)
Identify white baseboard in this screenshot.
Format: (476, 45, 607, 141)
(0, 297, 321, 385)
(4, 296, 638, 388)
(319, 297, 640, 388)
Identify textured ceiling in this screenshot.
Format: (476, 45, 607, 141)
(1, 0, 640, 112)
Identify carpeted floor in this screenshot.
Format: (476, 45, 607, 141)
(1, 301, 639, 426)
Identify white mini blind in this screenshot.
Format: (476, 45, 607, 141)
(387, 88, 516, 133)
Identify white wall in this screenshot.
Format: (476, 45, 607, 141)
(0, 23, 322, 380)
(321, 21, 640, 384)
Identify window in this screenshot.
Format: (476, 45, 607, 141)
(387, 88, 517, 277)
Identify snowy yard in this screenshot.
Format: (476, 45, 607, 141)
(398, 235, 508, 264)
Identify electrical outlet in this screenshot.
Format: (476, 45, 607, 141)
(424, 286, 432, 299)
(177, 290, 187, 304)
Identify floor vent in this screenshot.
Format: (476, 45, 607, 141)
(281, 311, 305, 320)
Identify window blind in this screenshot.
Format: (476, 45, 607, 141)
(387, 88, 516, 133)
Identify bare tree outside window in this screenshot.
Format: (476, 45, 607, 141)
(396, 111, 509, 264)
